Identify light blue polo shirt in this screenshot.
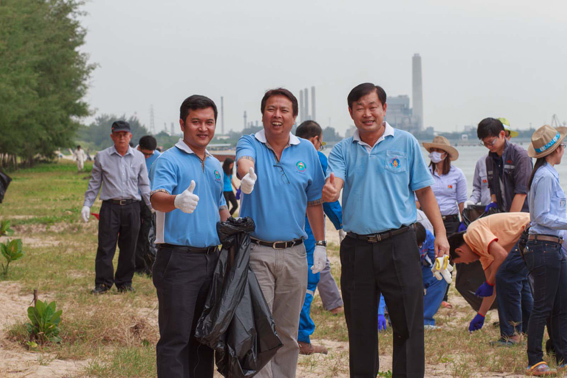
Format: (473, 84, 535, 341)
(236, 130, 325, 242)
(328, 123, 434, 234)
(145, 150, 161, 173)
(150, 139, 226, 247)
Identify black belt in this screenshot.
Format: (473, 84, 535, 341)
(251, 238, 303, 249)
(442, 214, 459, 221)
(104, 199, 139, 206)
(527, 234, 563, 244)
(158, 243, 218, 254)
(347, 224, 416, 243)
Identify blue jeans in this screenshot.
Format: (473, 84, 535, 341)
(298, 245, 320, 344)
(423, 271, 448, 326)
(524, 239, 567, 366)
(495, 246, 533, 338)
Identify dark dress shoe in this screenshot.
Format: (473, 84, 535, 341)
(117, 285, 136, 293)
(91, 284, 111, 294)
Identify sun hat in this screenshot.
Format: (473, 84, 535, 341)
(422, 136, 459, 161)
(527, 125, 567, 158)
(498, 118, 519, 138)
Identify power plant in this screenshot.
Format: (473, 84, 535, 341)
(386, 53, 424, 133)
(299, 87, 316, 123)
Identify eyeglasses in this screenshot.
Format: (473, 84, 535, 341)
(273, 163, 290, 184)
(480, 137, 499, 147)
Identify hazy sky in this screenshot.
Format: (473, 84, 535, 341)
(79, 0, 567, 135)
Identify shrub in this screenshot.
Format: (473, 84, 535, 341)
(26, 300, 63, 345)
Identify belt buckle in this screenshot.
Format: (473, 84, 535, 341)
(368, 234, 381, 243)
(272, 241, 286, 250)
(119, 199, 127, 205)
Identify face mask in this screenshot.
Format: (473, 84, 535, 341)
(428, 151, 445, 163)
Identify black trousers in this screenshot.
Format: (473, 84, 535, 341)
(223, 190, 238, 215)
(135, 201, 153, 274)
(95, 200, 140, 287)
(153, 245, 218, 378)
(341, 230, 424, 378)
(442, 217, 459, 301)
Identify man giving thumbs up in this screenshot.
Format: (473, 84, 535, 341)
(149, 95, 230, 378)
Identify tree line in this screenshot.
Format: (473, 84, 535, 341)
(0, 0, 94, 168)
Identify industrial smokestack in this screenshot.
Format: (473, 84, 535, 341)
(220, 97, 225, 134)
(412, 53, 424, 130)
(304, 88, 310, 121)
(311, 86, 316, 122)
(243, 111, 247, 129)
(299, 90, 304, 123)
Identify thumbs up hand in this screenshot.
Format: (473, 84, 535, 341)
(174, 180, 199, 213)
(240, 167, 257, 194)
(322, 173, 339, 202)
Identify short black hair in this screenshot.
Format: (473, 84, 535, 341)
(347, 83, 387, 109)
(180, 95, 218, 123)
(222, 157, 234, 176)
(415, 222, 426, 245)
(139, 135, 157, 151)
(448, 232, 466, 262)
(261, 88, 298, 117)
(477, 117, 504, 140)
(77, 145, 81, 149)
(295, 120, 322, 139)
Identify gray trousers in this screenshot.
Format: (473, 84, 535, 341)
(318, 257, 344, 311)
(249, 242, 308, 378)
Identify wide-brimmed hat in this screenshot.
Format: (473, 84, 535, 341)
(527, 125, 567, 158)
(422, 136, 459, 161)
(498, 117, 519, 138)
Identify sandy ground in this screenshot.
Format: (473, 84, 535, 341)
(0, 282, 89, 377)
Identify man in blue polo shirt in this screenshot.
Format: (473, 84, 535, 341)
(150, 95, 229, 378)
(322, 83, 449, 377)
(236, 88, 326, 378)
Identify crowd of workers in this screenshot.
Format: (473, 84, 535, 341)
(79, 83, 567, 377)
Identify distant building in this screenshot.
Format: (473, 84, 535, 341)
(385, 53, 424, 133)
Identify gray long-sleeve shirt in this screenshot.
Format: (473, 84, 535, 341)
(469, 155, 492, 206)
(83, 146, 151, 208)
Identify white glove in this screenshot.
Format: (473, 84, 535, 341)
(339, 229, 346, 243)
(431, 256, 454, 284)
(311, 245, 327, 274)
(81, 206, 90, 223)
(464, 200, 476, 209)
(240, 167, 257, 194)
(174, 180, 199, 213)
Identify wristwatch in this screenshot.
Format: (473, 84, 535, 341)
(315, 240, 327, 247)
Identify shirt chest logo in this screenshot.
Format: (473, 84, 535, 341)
(213, 170, 221, 181)
(296, 161, 307, 172)
(390, 158, 400, 168)
(448, 185, 453, 189)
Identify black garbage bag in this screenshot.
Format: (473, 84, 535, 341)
(196, 217, 282, 378)
(0, 170, 12, 204)
(145, 212, 158, 272)
(456, 205, 500, 312)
